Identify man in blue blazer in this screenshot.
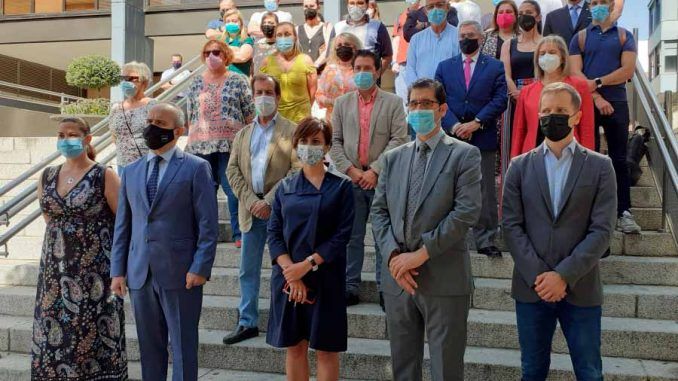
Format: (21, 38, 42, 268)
(111, 102, 218, 381)
(435, 20, 507, 257)
(542, 0, 591, 46)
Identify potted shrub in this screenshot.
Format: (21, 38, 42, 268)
(54, 55, 121, 127)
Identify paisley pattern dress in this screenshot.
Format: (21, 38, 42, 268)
(31, 164, 127, 381)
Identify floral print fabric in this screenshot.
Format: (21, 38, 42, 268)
(109, 100, 156, 167)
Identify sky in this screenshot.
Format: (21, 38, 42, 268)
(619, 0, 650, 40)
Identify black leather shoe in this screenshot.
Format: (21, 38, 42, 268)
(346, 292, 360, 306)
(379, 292, 385, 312)
(478, 246, 502, 258)
(223, 325, 259, 345)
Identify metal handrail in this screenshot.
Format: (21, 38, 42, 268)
(0, 59, 205, 254)
(0, 80, 84, 102)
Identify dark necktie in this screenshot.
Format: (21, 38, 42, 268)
(404, 143, 430, 246)
(147, 156, 163, 204)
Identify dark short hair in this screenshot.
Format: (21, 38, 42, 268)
(262, 11, 279, 24)
(293, 117, 333, 148)
(171, 53, 183, 60)
(252, 74, 281, 97)
(352, 49, 381, 72)
(407, 78, 446, 105)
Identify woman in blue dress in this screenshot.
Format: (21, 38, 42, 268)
(267, 117, 355, 380)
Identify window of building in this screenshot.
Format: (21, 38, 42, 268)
(649, 0, 661, 34)
(65, 0, 96, 11)
(34, 0, 63, 13)
(3, 0, 32, 15)
(665, 41, 677, 74)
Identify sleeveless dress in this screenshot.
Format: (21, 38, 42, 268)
(261, 54, 316, 123)
(31, 164, 127, 381)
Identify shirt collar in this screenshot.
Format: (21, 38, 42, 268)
(358, 86, 379, 104)
(569, 1, 583, 10)
(415, 128, 444, 153)
(463, 51, 480, 63)
(254, 112, 278, 129)
(147, 145, 177, 163)
(543, 139, 578, 157)
(429, 23, 453, 37)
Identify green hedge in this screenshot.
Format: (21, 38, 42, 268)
(60, 98, 110, 116)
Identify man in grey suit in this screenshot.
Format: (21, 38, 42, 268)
(371, 78, 482, 381)
(330, 49, 408, 309)
(502, 82, 617, 381)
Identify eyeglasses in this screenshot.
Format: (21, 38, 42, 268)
(202, 49, 222, 58)
(424, 2, 447, 11)
(407, 99, 440, 108)
(120, 75, 140, 82)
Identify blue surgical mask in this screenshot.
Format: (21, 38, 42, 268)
(353, 71, 375, 90)
(57, 138, 85, 159)
(264, 0, 278, 12)
(406, 0, 418, 4)
(492, 0, 501, 5)
(276, 37, 295, 53)
(225, 22, 241, 35)
(590, 4, 610, 23)
(427, 8, 447, 26)
(407, 110, 437, 135)
(120, 81, 137, 98)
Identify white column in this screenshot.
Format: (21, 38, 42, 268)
(324, 0, 347, 24)
(110, 0, 153, 102)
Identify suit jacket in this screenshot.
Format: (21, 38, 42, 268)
(371, 133, 482, 296)
(435, 53, 508, 151)
(543, 2, 592, 46)
(330, 89, 408, 174)
(111, 148, 219, 290)
(403, 6, 459, 42)
(501, 142, 617, 307)
(227, 114, 300, 233)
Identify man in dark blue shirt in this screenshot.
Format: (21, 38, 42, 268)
(569, 0, 639, 234)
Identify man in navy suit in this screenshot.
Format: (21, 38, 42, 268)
(111, 102, 218, 381)
(435, 20, 507, 258)
(543, 0, 591, 44)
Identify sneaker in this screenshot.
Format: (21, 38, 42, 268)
(235, 240, 242, 249)
(617, 211, 641, 234)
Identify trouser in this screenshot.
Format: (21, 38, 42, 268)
(384, 292, 470, 381)
(474, 149, 499, 249)
(237, 217, 268, 327)
(195, 151, 241, 240)
(346, 185, 382, 294)
(594, 101, 631, 216)
(130, 271, 203, 381)
(516, 300, 603, 381)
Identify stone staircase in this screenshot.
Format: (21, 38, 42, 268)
(0, 166, 677, 379)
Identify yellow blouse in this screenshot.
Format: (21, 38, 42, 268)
(261, 54, 316, 123)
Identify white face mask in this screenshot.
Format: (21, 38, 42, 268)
(538, 53, 561, 74)
(348, 5, 367, 21)
(254, 95, 277, 117)
(296, 144, 325, 166)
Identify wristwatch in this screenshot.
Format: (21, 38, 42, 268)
(306, 256, 319, 272)
(595, 77, 603, 88)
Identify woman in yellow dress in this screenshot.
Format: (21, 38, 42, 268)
(261, 22, 317, 123)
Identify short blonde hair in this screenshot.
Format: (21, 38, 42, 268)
(533, 35, 570, 80)
(540, 82, 582, 111)
(222, 9, 249, 40)
(328, 32, 363, 64)
(122, 61, 152, 85)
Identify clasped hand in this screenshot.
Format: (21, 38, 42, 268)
(250, 200, 271, 220)
(388, 247, 429, 295)
(452, 121, 480, 140)
(534, 271, 567, 303)
(348, 167, 378, 190)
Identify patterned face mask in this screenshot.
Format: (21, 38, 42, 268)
(296, 144, 325, 166)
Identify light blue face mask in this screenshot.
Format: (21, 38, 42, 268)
(590, 4, 610, 22)
(225, 22, 241, 35)
(276, 37, 295, 53)
(407, 110, 437, 135)
(120, 81, 137, 98)
(264, 0, 278, 12)
(427, 8, 447, 26)
(353, 71, 375, 90)
(57, 138, 85, 159)
(492, 0, 502, 5)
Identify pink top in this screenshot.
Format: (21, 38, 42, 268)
(315, 63, 356, 118)
(358, 87, 378, 168)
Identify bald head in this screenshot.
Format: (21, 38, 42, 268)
(148, 102, 186, 129)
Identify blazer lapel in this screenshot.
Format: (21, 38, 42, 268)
(242, 125, 254, 185)
(532, 148, 555, 220)
(555, 145, 586, 219)
(416, 139, 453, 211)
(151, 149, 185, 210)
(396, 143, 416, 236)
(368, 91, 384, 142)
(456, 57, 467, 93)
(575, 3, 591, 31)
(139, 159, 150, 211)
(264, 121, 280, 175)
(466, 55, 486, 94)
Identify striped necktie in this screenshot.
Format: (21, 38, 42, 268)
(147, 156, 163, 204)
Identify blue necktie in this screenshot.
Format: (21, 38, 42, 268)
(570, 5, 580, 29)
(147, 156, 163, 204)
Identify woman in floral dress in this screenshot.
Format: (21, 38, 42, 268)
(32, 117, 127, 380)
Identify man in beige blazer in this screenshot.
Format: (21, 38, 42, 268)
(224, 74, 299, 344)
(329, 50, 408, 309)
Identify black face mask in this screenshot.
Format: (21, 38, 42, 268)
(336, 45, 354, 62)
(262, 24, 276, 38)
(304, 8, 318, 20)
(518, 14, 537, 31)
(460, 38, 479, 55)
(539, 114, 572, 142)
(143, 124, 176, 150)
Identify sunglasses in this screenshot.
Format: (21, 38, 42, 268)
(120, 75, 140, 82)
(202, 49, 223, 58)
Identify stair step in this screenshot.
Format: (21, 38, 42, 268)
(0, 316, 675, 380)
(630, 186, 662, 208)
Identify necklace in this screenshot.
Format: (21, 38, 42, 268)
(66, 177, 75, 185)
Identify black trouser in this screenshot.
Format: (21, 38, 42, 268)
(594, 101, 631, 216)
